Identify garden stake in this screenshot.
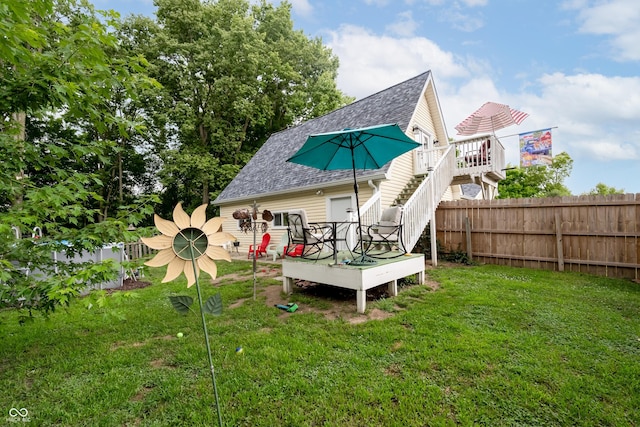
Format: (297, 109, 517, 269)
(141, 203, 236, 427)
(190, 243, 223, 427)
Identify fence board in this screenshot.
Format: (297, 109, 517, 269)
(436, 194, 640, 280)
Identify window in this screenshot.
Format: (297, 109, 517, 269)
(272, 212, 289, 228)
(236, 211, 288, 230)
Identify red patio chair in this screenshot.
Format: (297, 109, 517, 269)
(284, 244, 304, 257)
(248, 233, 270, 259)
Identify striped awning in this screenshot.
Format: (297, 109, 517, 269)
(455, 102, 529, 136)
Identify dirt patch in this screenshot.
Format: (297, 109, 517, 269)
(149, 359, 165, 369)
(110, 335, 176, 351)
(211, 267, 281, 286)
(109, 278, 153, 292)
(261, 282, 394, 324)
(131, 385, 154, 402)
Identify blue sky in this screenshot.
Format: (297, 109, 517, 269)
(99, 0, 640, 195)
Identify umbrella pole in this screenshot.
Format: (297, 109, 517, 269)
(352, 166, 362, 255)
(349, 152, 375, 265)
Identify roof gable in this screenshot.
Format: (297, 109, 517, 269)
(214, 71, 432, 204)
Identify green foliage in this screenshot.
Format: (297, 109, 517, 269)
(168, 295, 194, 314)
(498, 151, 574, 198)
(585, 182, 625, 195)
(0, 0, 159, 318)
(83, 289, 140, 320)
(168, 293, 223, 315)
(121, 0, 351, 212)
(203, 293, 223, 315)
(441, 248, 475, 265)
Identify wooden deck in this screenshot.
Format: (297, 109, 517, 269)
(282, 252, 425, 313)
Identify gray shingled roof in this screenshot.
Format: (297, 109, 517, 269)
(214, 71, 431, 204)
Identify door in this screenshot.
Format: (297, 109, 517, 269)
(328, 196, 354, 251)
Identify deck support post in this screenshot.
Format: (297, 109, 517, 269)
(356, 290, 366, 313)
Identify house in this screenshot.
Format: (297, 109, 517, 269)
(213, 71, 505, 257)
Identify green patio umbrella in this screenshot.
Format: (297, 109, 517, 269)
(286, 123, 421, 262)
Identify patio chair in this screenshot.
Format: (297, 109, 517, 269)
(465, 139, 491, 167)
(285, 209, 333, 260)
(360, 206, 406, 258)
(266, 233, 289, 261)
(247, 233, 270, 259)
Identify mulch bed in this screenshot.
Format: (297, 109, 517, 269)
(114, 278, 153, 292)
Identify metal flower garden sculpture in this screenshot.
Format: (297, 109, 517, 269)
(142, 203, 236, 427)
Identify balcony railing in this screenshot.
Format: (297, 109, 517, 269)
(413, 135, 505, 180)
(452, 134, 505, 179)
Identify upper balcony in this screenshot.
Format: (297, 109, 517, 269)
(413, 134, 506, 185)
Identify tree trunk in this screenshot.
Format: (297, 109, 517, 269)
(11, 111, 26, 206)
(118, 150, 123, 203)
(203, 180, 209, 205)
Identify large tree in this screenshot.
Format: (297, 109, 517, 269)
(123, 0, 351, 214)
(0, 0, 156, 319)
(497, 152, 573, 199)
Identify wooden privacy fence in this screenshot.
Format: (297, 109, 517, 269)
(436, 194, 640, 280)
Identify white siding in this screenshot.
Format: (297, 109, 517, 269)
(218, 184, 374, 250)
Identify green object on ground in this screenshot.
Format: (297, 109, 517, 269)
(275, 303, 298, 312)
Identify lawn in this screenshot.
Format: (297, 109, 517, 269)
(1, 261, 639, 426)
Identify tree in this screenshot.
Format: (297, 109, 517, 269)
(0, 0, 157, 320)
(122, 0, 351, 214)
(585, 183, 624, 195)
(498, 152, 573, 198)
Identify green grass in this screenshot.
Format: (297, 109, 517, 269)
(1, 262, 639, 426)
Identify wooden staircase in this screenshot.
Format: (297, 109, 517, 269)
(394, 175, 427, 206)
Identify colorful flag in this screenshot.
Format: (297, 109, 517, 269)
(519, 128, 552, 167)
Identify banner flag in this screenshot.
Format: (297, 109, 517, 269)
(519, 128, 552, 167)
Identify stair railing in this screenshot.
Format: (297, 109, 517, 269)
(402, 144, 456, 252)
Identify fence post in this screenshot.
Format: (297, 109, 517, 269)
(465, 216, 472, 260)
(555, 212, 564, 272)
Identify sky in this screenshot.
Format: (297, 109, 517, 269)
(98, 0, 640, 195)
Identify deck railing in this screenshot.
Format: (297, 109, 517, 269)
(402, 145, 456, 252)
(359, 135, 504, 254)
(452, 134, 505, 178)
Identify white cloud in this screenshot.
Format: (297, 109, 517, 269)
(440, 8, 484, 32)
(460, 0, 487, 6)
(289, 0, 314, 18)
(574, 0, 640, 61)
(326, 25, 469, 100)
(527, 72, 640, 160)
(386, 11, 419, 37)
(363, 0, 391, 5)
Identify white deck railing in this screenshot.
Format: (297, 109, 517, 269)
(348, 191, 381, 250)
(452, 134, 505, 178)
(359, 136, 503, 253)
(402, 145, 456, 252)
(357, 190, 381, 227)
(413, 144, 448, 175)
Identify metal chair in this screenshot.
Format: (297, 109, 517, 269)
(286, 209, 333, 260)
(361, 206, 406, 258)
